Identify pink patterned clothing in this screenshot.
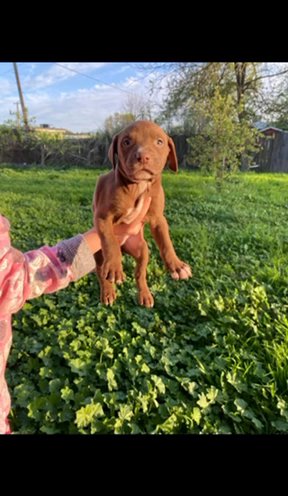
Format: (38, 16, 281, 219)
(0, 214, 96, 434)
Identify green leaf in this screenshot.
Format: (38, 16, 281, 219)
(118, 405, 134, 422)
(192, 407, 201, 425)
(106, 368, 118, 391)
(60, 386, 74, 403)
(137, 393, 149, 413)
(151, 375, 166, 395)
(234, 398, 248, 414)
(277, 399, 288, 421)
(141, 363, 150, 374)
(206, 386, 219, 403)
(214, 296, 225, 312)
(181, 380, 198, 396)
(197, 393, 210, 409)
(49, 378, 62, 393)
(157, 414, 178, 433)
(271, 420, 288, 432)
(76, 403, 104, 428)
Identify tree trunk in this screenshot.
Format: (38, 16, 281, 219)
(40, 145, 45, 166)
(234, 62, 247, 121)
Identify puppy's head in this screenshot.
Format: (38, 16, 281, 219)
(108, 120, 178, 182)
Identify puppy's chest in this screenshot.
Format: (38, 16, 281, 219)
(116, 182, 150, 225)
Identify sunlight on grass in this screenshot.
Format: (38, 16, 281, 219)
(1, 166, 288, 433)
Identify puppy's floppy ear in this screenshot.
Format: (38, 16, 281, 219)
(108, 134, 119, 169)
(167, 136, 178, 172)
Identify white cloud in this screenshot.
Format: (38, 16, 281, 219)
(114, 65, 131, 74)
(3, 63, 288, 133)
(22, 62, 107, 90)
(21, 70, 172, 132)
(0, 63, 174, 132)
(123, 76, 140, 89)
(24, 85, 131, 132)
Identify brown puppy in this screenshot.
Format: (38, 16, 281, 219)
(92, 120, 192, 307)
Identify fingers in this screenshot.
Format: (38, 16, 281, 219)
(129, 196, 151, 227)
(133, 194, 144, 217)
(114, 196, 151, 239)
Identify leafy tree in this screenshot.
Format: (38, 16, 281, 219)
(158, 63, 264, 131)
(263, 78, 288, 130)
(150, 62, 288, 132)
(4, 106, 36, 130)
(34, 130, 64, 166)
(187, 89, 260, 183)
(104, 112, 135, 137)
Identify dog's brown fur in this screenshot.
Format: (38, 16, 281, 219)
(92, 120, 192, 307)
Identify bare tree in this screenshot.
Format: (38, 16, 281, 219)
(121, 92, 153, 120)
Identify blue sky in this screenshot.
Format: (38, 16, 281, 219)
(1, 62, 286, 133)
(0, 62, 171, 132)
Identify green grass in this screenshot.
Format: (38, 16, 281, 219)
(1, 165, 288, 433)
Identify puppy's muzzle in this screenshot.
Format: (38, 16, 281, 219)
(135, 148, 150, 165)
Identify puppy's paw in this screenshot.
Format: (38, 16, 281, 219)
(138, 289, 154, 308)
(101, 284, 117, 305)
(168, 259, 192, 280)
(103, 259, 125, 284)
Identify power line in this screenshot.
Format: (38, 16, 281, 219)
(54, 63, 165, 111)
(2, 62, 164, 110)
(55, 63, 134, 95)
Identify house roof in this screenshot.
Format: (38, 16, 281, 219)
(34, 126, 92, 138)
(260, 126, 285, 133)
(35, 126, 71, 133)
(253, 121, 287, 134)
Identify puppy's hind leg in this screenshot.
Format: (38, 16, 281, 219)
(95, 250, 117, 305)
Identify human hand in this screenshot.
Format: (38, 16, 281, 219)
(114, 195, 151, 243)
(83, 196, 151, 254)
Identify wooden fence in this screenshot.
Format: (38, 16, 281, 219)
(0, 133, 194, 168)
(255, 130, 288, 172)
(3, 129, 288, 172)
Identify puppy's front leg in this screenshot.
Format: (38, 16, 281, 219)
(150, 215, 192, 280)
(95, 250, 117, 305)
(96, 216, 125, 284)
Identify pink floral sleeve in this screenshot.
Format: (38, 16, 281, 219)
(0, 214, 96, 434)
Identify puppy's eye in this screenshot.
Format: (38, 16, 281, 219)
(122, 138, 131, 147)
(156, 138, 164, 145)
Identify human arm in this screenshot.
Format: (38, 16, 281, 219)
(0, 196, 151, 317)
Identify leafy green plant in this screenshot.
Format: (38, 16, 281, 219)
(187, 90, 260, 183)
(1, 166, 288, 433)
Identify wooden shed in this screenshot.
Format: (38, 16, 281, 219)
(255, 126, 288, 172)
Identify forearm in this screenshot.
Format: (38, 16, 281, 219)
(0, 228, 96, 317)
(0, 194, 152, 316)
(82, 228, 102, 254)
(84, 228, 129, 253)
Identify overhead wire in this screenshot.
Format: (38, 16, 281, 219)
(55, 62, 134, 95)
(54, 62, 165, 108)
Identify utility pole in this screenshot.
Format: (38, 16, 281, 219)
(9, 102, 21, 127)
(14, 102, 21, 127)
(13, 62, 29, 130)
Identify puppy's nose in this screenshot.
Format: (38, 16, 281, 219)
(135, 149, 150, 164)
